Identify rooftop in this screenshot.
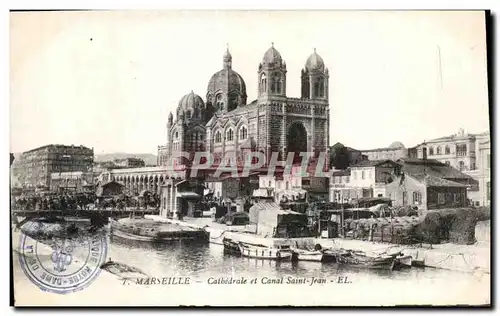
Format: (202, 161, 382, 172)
(409, 174, 468, 188)
(351, 159, 398, 168)
(23, 144, 93, 154)
(331, 169, 351, 176)
(397, 158, 474, 181)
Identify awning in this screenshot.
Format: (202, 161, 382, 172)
(253, 188, 274, 197)
(176, 192, 201, 200)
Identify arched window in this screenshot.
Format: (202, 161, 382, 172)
(175, 131, 178, 139)
(445, 146, 450, 154)
(215, 131, 222, 143)
(216, 94, 224, 111)
(268, 180, 271, 187)
(436, 146, 441, 155)
(429, 147, 434, 156)
(314, 81, 320, 98)
(273, 72, 281, 94)
(186, 110, 191, 118)
(226, 129, 234, 141)
(260, 74, 267, 93)
(318, 78, 325, 97)
(240, 126, 248, 140)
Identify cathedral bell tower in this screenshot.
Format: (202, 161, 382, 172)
(301, 48, 329, 100)
(258, 43, 287, 100)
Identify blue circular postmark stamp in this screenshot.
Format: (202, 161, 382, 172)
(18, 221, 108, 295)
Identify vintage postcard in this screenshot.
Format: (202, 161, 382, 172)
(10, 10, 491, 307)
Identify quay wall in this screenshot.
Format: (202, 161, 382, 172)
(146, 216, 490, 274)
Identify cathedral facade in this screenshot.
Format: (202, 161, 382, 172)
(158, 44, 330, 172)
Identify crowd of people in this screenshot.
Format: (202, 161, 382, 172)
(11, 191, 161, 211)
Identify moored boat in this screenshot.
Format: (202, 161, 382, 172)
(238, 242, 292, 261)
(395, 254, 413, 268)
(222, 237, 241, 255)
(110, 218, 209, 243)
(324, 248, 396, 270)
(291, 249, 324, 262)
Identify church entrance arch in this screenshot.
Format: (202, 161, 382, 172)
(287, 121, 308, 165)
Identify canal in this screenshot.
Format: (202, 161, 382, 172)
(12, 220, 490, 306)
(108, 236, 490, 302)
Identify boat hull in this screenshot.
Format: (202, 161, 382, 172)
(395, 255, 413, 268)
(291, 249, 324, 262)
(222, 238, 242, 255)
(325, 249, 396, 270)
(238, 243, 292, 261)
(110, 219, 209, 243)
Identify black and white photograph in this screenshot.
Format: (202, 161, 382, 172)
(9, 9, 491, 306)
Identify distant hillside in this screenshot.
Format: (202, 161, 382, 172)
(95, 153, 157, 166)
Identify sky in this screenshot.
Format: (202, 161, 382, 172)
(10, 10, 490, 155)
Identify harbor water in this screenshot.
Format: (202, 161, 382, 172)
(12, 222, 490, 306)
(108, 235, 490, 303)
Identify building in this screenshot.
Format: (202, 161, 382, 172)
(94, 158, 145, 173)
(476, 133, 491, 206)
(329, 169, 351, 203)
(13, 145, 94, 189)
(158, 45, 330, 170)
(256, 165, 328, 203)
(414, 128, 486, 172)
(152, 45, 332, 217)
(97, 166, 171, 196)
(50, 171, 98, 193)
(113, 158, 145, 168)
(157, 145, 168, 166)
(360, 141, 418, 161)
(329, 142, 366, 169)
(386, 173, 468, 210)
(329, 160, 399, 203)
(204, 176, 241, 200)
(413, 129, 490, 206)
(396, 158, 476, 187)
(159, 179, 205, 218)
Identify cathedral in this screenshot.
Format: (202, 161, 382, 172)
(157, 44, 330, 173)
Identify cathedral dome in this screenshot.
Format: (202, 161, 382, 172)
(177, 91, 205, 120)
(261, 44, 283, 67)
(206, 69, 247, 110)
(305, 49, 325, 72)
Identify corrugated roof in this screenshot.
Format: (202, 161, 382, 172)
(249, 202, 281, 211)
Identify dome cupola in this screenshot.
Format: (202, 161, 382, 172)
(206, 47, 247, 113)
(177, 91, 205, 121)
(260, 43, 284, 69)
(258, 43, 287, 98)
(305, 48, 325, 73)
